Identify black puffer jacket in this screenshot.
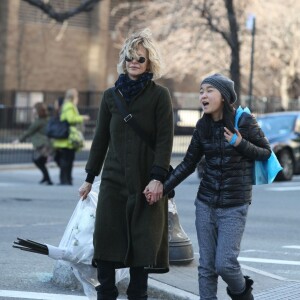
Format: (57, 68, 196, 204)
(164, 112, 271, 208)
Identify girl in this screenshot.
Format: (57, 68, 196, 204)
(148, 73, 271, 300)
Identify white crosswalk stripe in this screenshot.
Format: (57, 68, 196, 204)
(0, 290, 87, 300)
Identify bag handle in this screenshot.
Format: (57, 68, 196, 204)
(111, 88, 175, 197)
(110, 88, 155, 152)
(234, 106, 251, 129)
(234, 106, 283, 184)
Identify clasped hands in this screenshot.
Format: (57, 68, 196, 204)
(143, 180, 163, 205)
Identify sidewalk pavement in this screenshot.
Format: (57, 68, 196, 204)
(144, 262, 300, 300)
(2, 161, 300, 300)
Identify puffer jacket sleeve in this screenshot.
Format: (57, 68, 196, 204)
(235, 113, 271, 161)
(164, 128, 203, 195)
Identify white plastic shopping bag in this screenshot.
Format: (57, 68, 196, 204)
(57, 181, 129, 299)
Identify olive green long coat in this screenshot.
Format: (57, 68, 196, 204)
(85, 81, 173, 273)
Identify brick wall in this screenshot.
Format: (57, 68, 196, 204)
(0, 1, 8, 93)
(0, 0, 199, 108)
(5, 0, 91, 91)
(0, 0, 111, 106)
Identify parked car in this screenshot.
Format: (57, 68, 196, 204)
(256, 111, 300, 181)
(196, 111, 300, 181)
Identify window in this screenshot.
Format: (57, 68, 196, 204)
(15, 92, 44, 123)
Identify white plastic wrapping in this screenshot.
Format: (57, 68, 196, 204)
(58, 181, 98, 264)
(56, 181, 129, 299)
(46, 244, 67, 260)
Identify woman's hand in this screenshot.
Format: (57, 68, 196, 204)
(143, 180, 163, 205)
(224, 127, 242, 147)
(78, 182, 92, 200)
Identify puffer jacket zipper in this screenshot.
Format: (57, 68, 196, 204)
(219, 124, 224, 206)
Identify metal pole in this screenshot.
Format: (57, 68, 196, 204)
(248, 16, 256, 110)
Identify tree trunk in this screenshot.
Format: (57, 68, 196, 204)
(225, 0, 241, 104)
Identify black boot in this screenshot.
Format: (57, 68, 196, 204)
(33, 156, 53, 185)
(227, 276, 254, 300)
(95, 261, 119, 300)
(127, 267, 148, 300)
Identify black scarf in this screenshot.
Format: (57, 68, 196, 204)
(114, 73, 153, 102)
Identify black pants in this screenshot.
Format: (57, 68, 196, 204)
(96, 261, 148, 300)
(56, 148, 75, 185)
(33, 155, 52, 184)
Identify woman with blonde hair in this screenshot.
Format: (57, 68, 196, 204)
(53, 88, 89, 185)
(79, 28, 174, 300)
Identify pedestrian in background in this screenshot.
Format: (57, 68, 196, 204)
(51, 96, 64, 168)
(52, 96, 64, 118)
(149, 73, 271, 300)
(13, 102, 53, 185)
(79, 28, 173, 300)
(53, 89, 89, 185)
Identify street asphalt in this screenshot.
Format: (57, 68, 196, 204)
(1, 159, 300, 299)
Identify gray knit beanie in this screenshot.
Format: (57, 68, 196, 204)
(201, 73, 237, 104)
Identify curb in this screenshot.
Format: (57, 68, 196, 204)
(117, 277, 198, 300)
(148, 278, 199, 300)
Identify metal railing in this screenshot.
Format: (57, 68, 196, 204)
(2, 101, 299, 165)
(0, 107, 197, 164)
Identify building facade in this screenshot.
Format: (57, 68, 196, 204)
(0, 0, 200, 109)
(0, 0, 115, 107)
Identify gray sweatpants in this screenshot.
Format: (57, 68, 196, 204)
(195, 199, 249, 300)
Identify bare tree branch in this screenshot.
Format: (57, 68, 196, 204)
(200, 0, 231, 47)
(224, 0, 240, 97)
(21, 0, 101, 22)
(198, 0, 240, 98)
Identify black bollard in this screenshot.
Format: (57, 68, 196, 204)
(168, 198, 194, 264)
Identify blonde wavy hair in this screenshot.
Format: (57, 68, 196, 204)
(117, 28, 163, 79)
(65, 88, 78, 103)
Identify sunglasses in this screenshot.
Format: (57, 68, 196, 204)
(125, 56, 147, 64)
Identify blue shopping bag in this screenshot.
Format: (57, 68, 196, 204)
(235, 106, 283, 185)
